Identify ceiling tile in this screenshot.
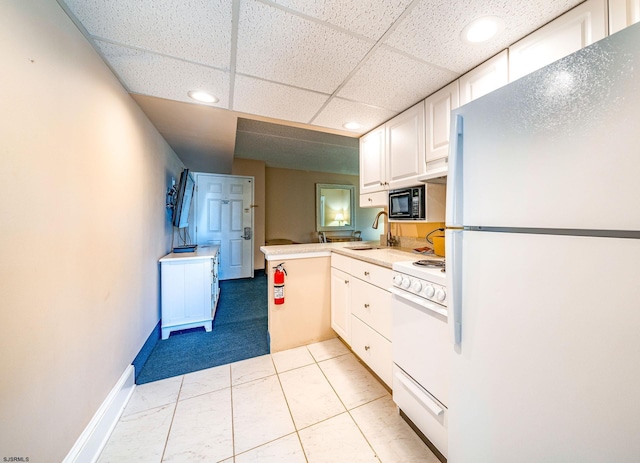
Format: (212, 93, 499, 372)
(385, 0, 584, 73)
(233, 75, 329, 123)
(236, 0, 373, 93)
(268, 0, 414, 40)
(95, 41, 230, 108)
(338, 46, 458, 112)
(63, 0, 232, 69)
(312, 98, 396, 134)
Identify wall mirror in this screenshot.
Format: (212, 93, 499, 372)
(316, 183, 356, 232)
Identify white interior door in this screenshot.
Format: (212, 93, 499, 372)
(195, 173, 253, 280)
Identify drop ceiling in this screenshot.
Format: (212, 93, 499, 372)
(58, 0, 584, 173)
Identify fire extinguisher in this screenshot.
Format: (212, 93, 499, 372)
(273, 263, 287, 305)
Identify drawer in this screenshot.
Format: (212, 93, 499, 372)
(351, 278, 392, 341)
(350, 259, 392, 290)
(331, 252, 352, 273)
(351, 315, 392, 387)
(360, 191, 387, 208)
(393, 366, 448, 458)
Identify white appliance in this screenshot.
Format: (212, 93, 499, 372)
(391, 259, 449, 460)
(446, 24, 640, 462)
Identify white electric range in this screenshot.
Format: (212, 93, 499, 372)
(390, 258, 449, 461)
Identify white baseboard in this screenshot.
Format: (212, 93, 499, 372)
(63, 365, 136, 463)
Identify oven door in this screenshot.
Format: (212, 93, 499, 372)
(391, 290, 450, 407)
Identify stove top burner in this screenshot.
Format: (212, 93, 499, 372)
(413, 259, 446, 271)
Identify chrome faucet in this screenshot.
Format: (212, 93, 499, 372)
(371, 211, 398, 247)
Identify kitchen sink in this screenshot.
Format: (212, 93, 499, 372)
(344, 245, 384, 251)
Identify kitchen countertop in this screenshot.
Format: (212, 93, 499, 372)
(260, 241, 428, 268)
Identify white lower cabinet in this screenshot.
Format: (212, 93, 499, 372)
(330, 267, 351, 343)
(330, 253, 393, 387)
(350, 278, 392, 340)
(351, 315, 393, 387)
(159, 246, 220, 340)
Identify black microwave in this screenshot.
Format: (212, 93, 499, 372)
(388, 185, 425, 220)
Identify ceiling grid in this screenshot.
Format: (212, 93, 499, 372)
(57, 0, 586, 172)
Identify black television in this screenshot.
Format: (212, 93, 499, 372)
(172, 169, 195, 228)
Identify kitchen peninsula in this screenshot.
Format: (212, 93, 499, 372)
(260, 242, 417, 353)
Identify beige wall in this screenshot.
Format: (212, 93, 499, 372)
(265, 167, 382, 244)
(232, 159, 266, 270)
(266, 257, 335, 352)
(0, 1, 183, 460)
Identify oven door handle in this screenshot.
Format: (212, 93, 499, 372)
(395, 370, 444, 417)
(389, 287, 448, 318)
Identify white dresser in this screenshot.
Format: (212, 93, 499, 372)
(159, 246, 220, 340)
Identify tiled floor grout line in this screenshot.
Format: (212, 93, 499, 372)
(101, 340, 425, 463)
(315, 348, 390, 463)
(271, 348, 311, 463)
(346, 398, 386, 463)
(159, 375, 185, 463)
(229, 365, 236, 463)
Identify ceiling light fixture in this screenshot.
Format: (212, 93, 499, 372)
(187, 90, 219, 104)
(343, 122, 361, 130)
(462, 16, 504, 44)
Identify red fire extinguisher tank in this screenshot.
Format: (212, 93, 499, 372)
(273, 263, 287, 305)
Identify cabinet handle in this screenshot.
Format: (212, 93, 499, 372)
(364, 271, 370, 276)
(364, 303, 370, 308)
(364, 345, 370, 351)
(344, 280, 349, 284)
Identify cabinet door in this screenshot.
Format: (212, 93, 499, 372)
(386, 101, 426, 190)
(425, 81, 459, 164)
(459, 50, 509, 106)
(330, 268, 351, 344)
(211, 254, 219, 316)
(509, 0, 607, 82)
(609, 0, 640, 34)
(359, 126, 386, 195)
(359, 191, 387, 208)
(161, 259, 211, 326)
(351, 315, 393, 387)
(350, 278, 392, 341)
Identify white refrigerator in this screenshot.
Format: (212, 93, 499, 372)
(445, 23, 640, 462)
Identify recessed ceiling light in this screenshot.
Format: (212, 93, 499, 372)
(187, 90, 219, 104)
(462, 16, 504, 44)
(343, 122, 361, 130)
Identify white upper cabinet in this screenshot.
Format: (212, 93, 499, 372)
(359, 125, 386, 196)
(386, 101, 426, 190)
(609, 0, 640, 34)
(424, 80, 459, 164)
(459, 50, 509, 106)
(509, 0, 607, 82)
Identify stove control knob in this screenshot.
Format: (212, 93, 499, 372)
(393, 274, 403, 286)
(411, 280, 422, 292)
(435, 288, 446, 302)
(424, 285, 435, 298)
(401, 277, 411, 289)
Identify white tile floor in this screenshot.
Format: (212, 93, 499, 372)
(98, 338, 440, 463)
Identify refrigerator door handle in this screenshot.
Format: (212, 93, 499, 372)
(446, 114, 464, 227)
(447, 228, 463, 348)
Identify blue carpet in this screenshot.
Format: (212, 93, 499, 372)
(135, 272, 268, 384)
